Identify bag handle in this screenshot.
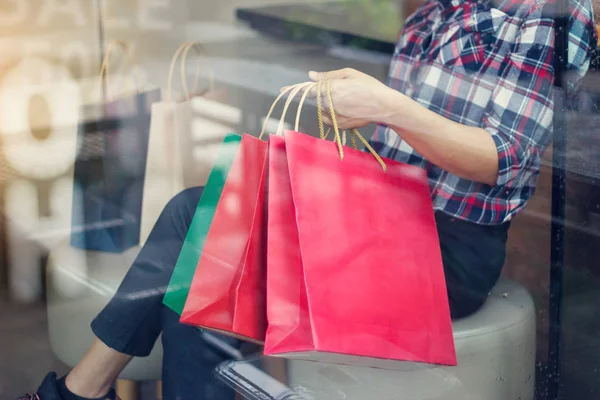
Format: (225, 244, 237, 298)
(342, 129, 358, 149)
(167, 42, 189, 101)
(258, 82, 314, 140)
(180, 42, 215, 100)
(258, 81, 342, 143)
(277, 82, 315, 135)
(271, 81, 365, 152)
(167, 42, 215, 102)
(294, 82, 324, 137)
(99, 40, 138, 101)
(323, 129, 355, 148)
(302, 81, 340, 144)
(259, 80, 385, 172)
(295, 84, 353, 147)
(320, 80, 387, 172)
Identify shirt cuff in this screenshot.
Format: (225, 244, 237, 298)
(488, 127, 530, 187)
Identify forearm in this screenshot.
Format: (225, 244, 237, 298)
(378, 89, 499, 186)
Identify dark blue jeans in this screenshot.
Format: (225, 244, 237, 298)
(91, 187, 238, 400)
(91, 186, 510, 398)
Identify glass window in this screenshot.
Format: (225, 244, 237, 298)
(1, 1, 598, 399)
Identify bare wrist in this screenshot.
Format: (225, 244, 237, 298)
(377, 87, 408, 128)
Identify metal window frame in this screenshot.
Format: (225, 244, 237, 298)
(548, 0, 571, 398)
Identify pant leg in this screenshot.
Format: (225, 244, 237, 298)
(161, 308, 238, 400)
(434, 211, 511, 320)
(91, 186, 204, 356)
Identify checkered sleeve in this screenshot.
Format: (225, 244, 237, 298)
(484, 15, 555, 187)
(567, 0, 595, 82)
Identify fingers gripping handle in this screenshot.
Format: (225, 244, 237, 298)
(320, 80, 386, 172)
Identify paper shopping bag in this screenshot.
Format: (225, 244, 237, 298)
(140, 42, 225, 244)
(163, 132, 242, 315)
(264, 130, 456, 367)
(167, 82, 317, 337)
(71, 41, 160, 253)
(138, 101, 186, 245)
(179, 133, 269, 343)
(172, 82, 312, 341)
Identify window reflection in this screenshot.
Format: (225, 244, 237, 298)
(1, 1, 600, 400)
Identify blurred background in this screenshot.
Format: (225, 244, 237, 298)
(0, 0, 599, 399)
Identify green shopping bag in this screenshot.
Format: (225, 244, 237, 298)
(163, 132, 242, 314)
(164, 82, 310, 316)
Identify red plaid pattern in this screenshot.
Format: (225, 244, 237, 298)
(370, 0, 595, 224)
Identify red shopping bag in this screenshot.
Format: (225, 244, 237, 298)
(265, 130, 456, 367)
(178, 82, 317, 343)
(180, 133, 268, 343)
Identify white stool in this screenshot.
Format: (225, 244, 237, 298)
(46, 242, 163, 399)
(287, 280, 536, 400)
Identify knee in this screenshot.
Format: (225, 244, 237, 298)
(169, 186, 204, 210)
(166, 186, 204, 211)
(165, 187, 204, 216)
(149, 187, 204, 241)
(447, 283, 490, 319)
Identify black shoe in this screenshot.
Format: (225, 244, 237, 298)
(16, 372, 61, 400)
(15, 372, 116, 400)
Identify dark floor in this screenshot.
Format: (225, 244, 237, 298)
(0, 297, 69, 398)
(0, 295, 156, 399)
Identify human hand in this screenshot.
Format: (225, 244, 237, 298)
(282, 68, 400, 130)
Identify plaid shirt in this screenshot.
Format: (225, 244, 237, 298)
(370, 0, 595, 224)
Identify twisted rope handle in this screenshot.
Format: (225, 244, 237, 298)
(167, 42, 190, 101)
(317, 80, 325, 139)
(180, 42, 215, 100)
(322, 80, 387, 172)
(337, 130, 358, 149)
(258, 82, 312, 140)
(288, 81, 368, 154)
(348, 129, 358, 149)
(99, 40, 138, 101)
(295, 82, 318, 133)
(276, 82, 315, 136)
(259, 80, 387, 172)
(167, 42, 215, 102)
(320, 80, 344, 159)
(351, 128, 386, 171)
